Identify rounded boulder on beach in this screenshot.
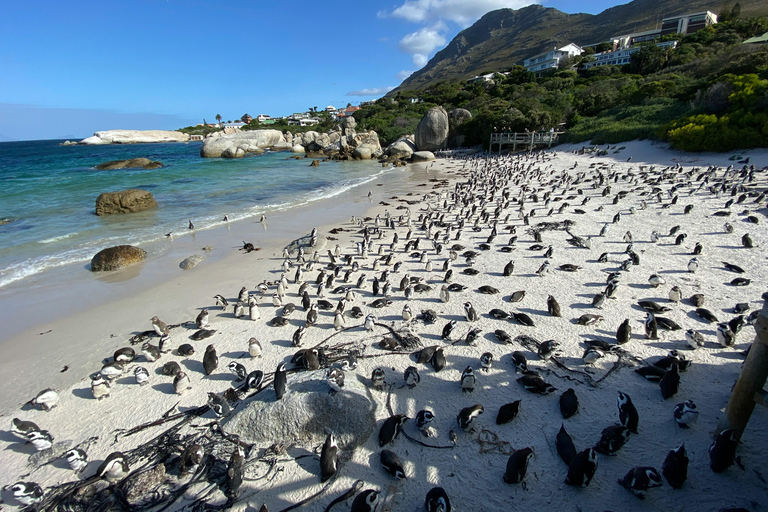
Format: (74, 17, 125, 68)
(90, 245, 147, 271)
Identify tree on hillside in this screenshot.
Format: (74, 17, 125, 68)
(215, 114, 222, 126)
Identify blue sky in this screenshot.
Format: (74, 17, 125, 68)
(0, 0, 625, 140)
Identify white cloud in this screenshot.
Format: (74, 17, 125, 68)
(389, 0, 538, 27)
(398, 25, 446, 67)
(396, 69, 415, 81)
(346, 87, 395, 97)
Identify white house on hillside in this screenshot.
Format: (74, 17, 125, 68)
(523, 43, 583, 73)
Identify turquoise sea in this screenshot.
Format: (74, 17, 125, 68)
(0, 140, 387, 289)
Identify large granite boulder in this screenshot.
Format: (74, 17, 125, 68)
(223, 370, 375, 452)
(96, 158, 162, 170)
(80, 130, 189, 145)
(415, 106, 449, 151)
(352, 147, 373, 160)
(95, 189, 158, 216)
(385, 136, 417, 160)
(91, 245, 147, 271)
(200, 130, 286, 158)
(340, 116, 357, 135)
(350, 131, 383, 158)
(411, 151, 436, 162)
(448, 108, 472, 147)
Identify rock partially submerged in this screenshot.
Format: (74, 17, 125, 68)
(80, 130, 189, 145)
(95, 189, 158, 216)
(96, 158, 163, 170)
(284, 232, 327, 256)
(224, 370, 375, 451)
(91, 245, 147, 271)
(412, 151, 436, 162)
(200, 130, 286, 158)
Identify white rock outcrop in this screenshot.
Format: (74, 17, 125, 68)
(385, 136, 417, 159)
(200, 130, 286, 158)
(80, 130, 190, 145)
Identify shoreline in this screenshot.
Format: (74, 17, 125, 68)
(0, 161, 444, 412)
(1, 139, 767, 512)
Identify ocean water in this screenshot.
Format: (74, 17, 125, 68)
(0, 139, 388, 289)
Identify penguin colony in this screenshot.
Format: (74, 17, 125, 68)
(4, 145, 767, 511)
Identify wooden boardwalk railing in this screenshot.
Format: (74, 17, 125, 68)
(489, 131, 563, 153)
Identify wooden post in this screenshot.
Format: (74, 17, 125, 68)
(530, 133, 534, 152)
(716, 296, 768, 440)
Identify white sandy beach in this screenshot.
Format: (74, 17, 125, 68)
(1, 140, 767, 512)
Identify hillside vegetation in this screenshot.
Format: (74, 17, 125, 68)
(355, 14, 768, 152)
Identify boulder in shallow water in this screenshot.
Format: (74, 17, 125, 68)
(223, 370, 375, 451)
(95, 189, 158, 216)
(91, 245, 147, 271)
(96, 158, 163, 170)
(81, 130, 189, 145)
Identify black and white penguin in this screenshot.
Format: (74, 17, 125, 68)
(134, 366, 150, 386)
(380, 449, 406, 479)
(173, 371, 191, 395)
(565, 448, 598, 487)
(464, 302, 478, 322)
(203, 344, 218, 376)
(196, 308, 210, 329)
(248, 337, 263, 357)
(11, 482, 44, 506)
(28, 429, 54, 451)
(594, 425, 630, 455)
(673, 400, 699, 428)
(496, 401, 521, 425)
(416, 410, 435, 435)
(556, 424, 577, 466)
(716, 323, 736, 347)
(31, 388, 59, 411)
(320, 433, 339, 482)
(351, 489, 380, 512)
(644, 312, 658, 340)
(441, 320, 457, 340)
(517, 374, 556, 394)
(465, 327, 482, 346)
(709, 428, 738, 472)
(510, 351, 528, 373)
(207, 392, 231, 418)
(97, 451, 130, 482)
(538, 339, 558, 359)
(547, 295, 561, 317)
(326, 368, 345, 393)
(559, 388, 579, 419)
(662, 444, 688, 489)
(151, 316, 170, 336)
(179, 443, 204, 476)
(659, 362, 680, 399)
(432, 348, 447, 372)
(225, 442, 245, 498)
(379, 414, 408, 446)
(91, 374, 111, 400)
(503, 447, 533, 484)
(616, 318, 632, 344)
(245, 370, 264, 390)
(65, 447, 88, 473)
(371, 368, 385, 390)
(457, 404, 484, 430)
(424, 486, 451, 512)
(274, 363, 287, 400)
(113, 347, 135, 364)
(617, 391, 639, 434)
(460, 366, 476, 393)
(479, 352, 493, 372)
(162, 361, 181, 377)
(685, 329, 705, 349)
(618, 466, 663, 499)
(228, 362, 247, 381)
(404, 366, 420, 388)
(11, 417, 40, 441)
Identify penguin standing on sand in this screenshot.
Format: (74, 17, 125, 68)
(65, 448, 88, 473)
(617, 392, 639, 433)
(97, 452, 130, 482)
(379, 414, 408, 446)
(503, 447, 533, 484)
(565, 448, 598, 487)
(225, 441, 245, 498)
(174, 371, 191, 395)
(457, 404, 484, 430)
(662, 444, 688, 489)
(320, 433, 339, 482)
(460, 366, 476, 393)
(416, 410, 435, 435)
(203, 345, 218, 375)
(644, 312, 658, 340)
(91, 375, 111, 400)
(424, 487, 451, 512)
(274, 363, 287, 400)
(196, 308, 210, 329)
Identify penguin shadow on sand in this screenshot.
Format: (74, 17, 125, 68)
(151, 375, 176, 395)
(516, 306, 549, 318)
(580, 281, 606, 288)
(0, 431, 35, 455)
(71, 386, 95, 400)
(181, 358, 205, 375)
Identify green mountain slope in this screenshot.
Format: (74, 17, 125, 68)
(391, 0, 768, 94)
